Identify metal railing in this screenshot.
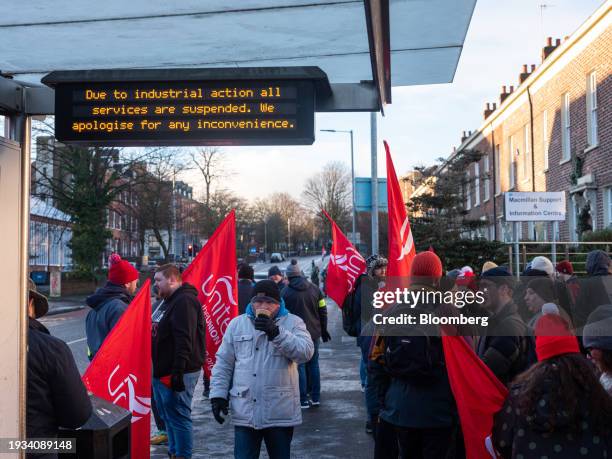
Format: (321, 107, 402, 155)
(505, 241, 611, 276)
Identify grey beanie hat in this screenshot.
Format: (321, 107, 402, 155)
(285, 259, 302, 278)
(582, 304, 612, 351)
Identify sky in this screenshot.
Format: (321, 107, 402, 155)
(179, 0, 605, 201)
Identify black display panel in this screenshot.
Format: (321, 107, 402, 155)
(52, 80, 315, 146)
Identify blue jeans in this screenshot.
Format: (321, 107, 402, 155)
(298, 338, 320, 403)
(359, 354, 367, 388)
(152, 371, 200, 458)
(234, 426, 294, 459)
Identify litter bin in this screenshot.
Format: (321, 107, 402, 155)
(58, 394, 131, 458)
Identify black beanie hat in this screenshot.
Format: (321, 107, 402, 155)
(268, 265, 282, 277)
(527, 278, 556, 303)
(251, 280, 281, 304)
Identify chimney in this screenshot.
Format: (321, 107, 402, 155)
(518, 64, 532, 84)
(461, 130, 469, 143)
(542, 37, 560, 61)
(500, 85, 510, 104)
(484, 102, 494, 120)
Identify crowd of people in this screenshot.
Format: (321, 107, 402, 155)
(24, 248, 612, 458)
(342, 249, 612, 458)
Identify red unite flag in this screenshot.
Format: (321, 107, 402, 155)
(322, 210, 367, 308)
(183, 210, 238, 377)
(385, 140, 416, 278)
(442, 335, 508, 459)
(82, 279, 152, 459)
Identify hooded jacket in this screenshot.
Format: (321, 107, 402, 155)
(85, 282, 131, 359)
(152, 283, 206, 378)
(27, 318, 92, 455)
(493, 380, 612, 458)
(575, 251, 612, 329)
(281, 276, 327, 341)
(210, 300, 314, 429)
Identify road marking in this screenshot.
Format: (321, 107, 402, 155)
(67, 337, 87, 345)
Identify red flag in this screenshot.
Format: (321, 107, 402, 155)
(442, 335, 508, 459)
(385, 140, 416, 278)
(82, 279, 152, 459)
(322, 210, 366, 308)
(183, 210, 238, 377)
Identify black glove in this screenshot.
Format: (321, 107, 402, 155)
(321, 330, 332, 343)
(254, 316, 280, 340)
(171, 372, 185, 392)
(211, 398, 228, 424)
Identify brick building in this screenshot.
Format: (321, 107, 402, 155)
(439, 2, 611, 243)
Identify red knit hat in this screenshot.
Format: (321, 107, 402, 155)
(556, 260, 574, 275)
(410, 251, 443, 278)
(535, 314, 580, 361)
(108, 253, 139, 285)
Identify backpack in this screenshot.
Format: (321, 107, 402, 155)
(383, 328, 445, 383)
(341, 276, 364, 337)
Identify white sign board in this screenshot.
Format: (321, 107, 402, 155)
(505, 192, 566, 221)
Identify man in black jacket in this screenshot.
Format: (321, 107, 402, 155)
(281, 259, 329, 408)
(478, 266, 533, 385)
(152, 264, 205, 459)
(27, 280, 92, 457)
(237, 263, 255, 315)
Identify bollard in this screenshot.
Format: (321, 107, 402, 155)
(58, 394, 131, 458)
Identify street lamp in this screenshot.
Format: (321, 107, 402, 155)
(320, 129, 356, 244)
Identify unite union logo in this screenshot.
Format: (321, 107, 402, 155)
(107, 365, 151, 424)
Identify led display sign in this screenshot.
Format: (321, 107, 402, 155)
(44, 70, 319, 146)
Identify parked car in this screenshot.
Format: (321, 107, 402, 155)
(270, 252, 285, 263)
(254, 272, 269, 281)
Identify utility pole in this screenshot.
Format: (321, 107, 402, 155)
(371, 112, 379, 255)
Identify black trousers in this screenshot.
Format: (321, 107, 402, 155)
(394, 425, 454, 459)
(374, 418, 399, 459)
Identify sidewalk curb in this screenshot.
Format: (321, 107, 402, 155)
(46, 305, 86, 316)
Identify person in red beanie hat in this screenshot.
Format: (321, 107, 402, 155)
(410, 250, 443, 279)
(493, 313, 612, 458)
(85, 253, 140, 359)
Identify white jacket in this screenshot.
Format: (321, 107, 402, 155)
(210, 306, 314, 429)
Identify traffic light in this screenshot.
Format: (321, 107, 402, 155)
(188, 244, 193, 256)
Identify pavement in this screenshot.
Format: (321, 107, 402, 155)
(151, 301, 374, 459)
(47, 294, 88, 316)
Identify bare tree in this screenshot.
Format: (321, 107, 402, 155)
(190, 147, 232, 207)
(303, 161, 352, 229)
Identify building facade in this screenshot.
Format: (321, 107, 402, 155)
(448, 3, 610, 243)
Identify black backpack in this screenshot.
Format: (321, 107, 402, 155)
(382, 307, 445, 382)
(341, 277, 364, 337)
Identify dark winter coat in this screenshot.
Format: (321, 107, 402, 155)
(281, 276, 327, 341)
(493, 381, 612, 458)
(152, 283, 206, 378)
(368, 286, 458, 429)
(85, 282, 131, 359)
(477, 301, 532, 386)
(27, 318, 92, 456)
(238, 279, 255, 315)
(575, 252, 612, 329)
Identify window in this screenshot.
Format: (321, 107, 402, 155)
(587, 72, 598, 147)
(542, 110, 549, 170)
(494, 145, 501, 195)
(561, 93, 571, 161)
(605, 188, 612, 227)
(523, 124, 530, 181)
(527, 221, 548, 241)
(474, 163, 480, 206)
(465, 170, 471, 210)
(508, 136, 515, 189)
(484, 155, 490, 201)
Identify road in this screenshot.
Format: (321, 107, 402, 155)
(42, 255, 328, 374)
